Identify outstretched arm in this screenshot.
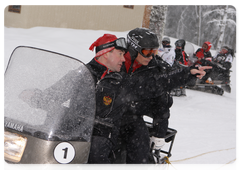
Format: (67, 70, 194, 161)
(190, 66, 212, 79)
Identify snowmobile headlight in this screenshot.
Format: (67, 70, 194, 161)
(4, 131, 27, 163)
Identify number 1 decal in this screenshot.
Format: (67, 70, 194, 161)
(54, 142, 75, 164)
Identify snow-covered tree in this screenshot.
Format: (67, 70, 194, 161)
(164, 5, 236, 51)
(195, 6, 202, 46)
(203, 5, 236, 52)
(149, 0, 168, 44)
(142, 5, 152, 29)
(176, 6, 188, 39)
(232, 2, 240, 49)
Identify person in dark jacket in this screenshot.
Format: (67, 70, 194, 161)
(119, 28, 211, 164)
(210, 46, 233, 84)
(172, 39, 189, 95)
(86, 34, 129, 163)
(195, 41, 213, 83)
(195, 41, 212, 64)
(174, 39, 188, 66)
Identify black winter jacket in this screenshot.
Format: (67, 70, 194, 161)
(120, 51, 197, 137)
(86, 58, 127, 144)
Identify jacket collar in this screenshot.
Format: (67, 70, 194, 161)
(88, 57, 111, 80)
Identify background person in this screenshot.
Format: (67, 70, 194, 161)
(158, 37, 175, 66)
(195, 41, 212, 64)
(195, 41, 213, 83)
(210, 46, 233, 84)
(174, 39, 188, 66)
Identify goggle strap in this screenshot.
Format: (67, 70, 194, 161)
(96, 41, 115, 53)
(96, 38, 127, 53)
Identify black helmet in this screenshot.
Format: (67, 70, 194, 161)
(127, 28, 159, 58)
(175, 39, 186, 50)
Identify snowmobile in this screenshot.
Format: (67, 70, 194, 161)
(186, 67, 231, 96)
(186, 51, 231, 95)
(180, 42, 232, 96)
(4, 46, 177, 164)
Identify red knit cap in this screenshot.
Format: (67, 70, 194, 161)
(89, 34, 118, 58)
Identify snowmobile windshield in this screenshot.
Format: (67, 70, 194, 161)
(5, 46, 96, 142)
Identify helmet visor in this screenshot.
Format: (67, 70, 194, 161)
(141, 48, 158, 58)
(162, 41, 170, 45)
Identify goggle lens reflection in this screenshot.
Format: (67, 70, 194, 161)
(141, 48, 158, 58)
(115, 38, 127, 49)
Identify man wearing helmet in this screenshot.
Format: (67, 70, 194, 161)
(213, 46, 233, 69)
(211, 46, 233, 84)
(175, 39, 188, 66)
(195, 41, 212, 63)
(195, 41, 213, 83)
(158, 37, 176, 66)
(118, 28, 211, 163)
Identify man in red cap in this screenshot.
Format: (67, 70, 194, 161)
(87, 34, 128, 163)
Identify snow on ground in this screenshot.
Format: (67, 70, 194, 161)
(3, 27, 237, 170)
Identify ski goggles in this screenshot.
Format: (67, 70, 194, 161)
(162, 41, 170, 46)
(96, 38, 127, 53)
(141, 48, 158, 58)
(220, 48, 228, 54)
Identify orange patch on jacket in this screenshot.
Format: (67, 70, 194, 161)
(103, 96, 112, 105)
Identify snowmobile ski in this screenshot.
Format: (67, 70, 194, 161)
(187, 84, 224, 95)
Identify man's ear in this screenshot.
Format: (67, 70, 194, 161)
(103, 52, 109, 60)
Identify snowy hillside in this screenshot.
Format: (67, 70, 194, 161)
(4, 27, 237, 170)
